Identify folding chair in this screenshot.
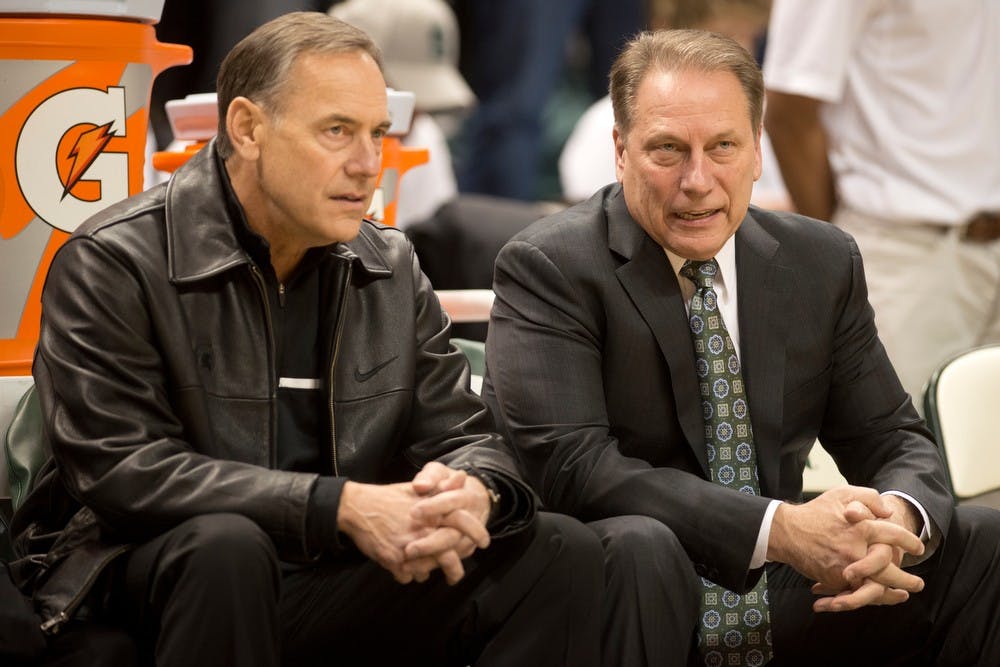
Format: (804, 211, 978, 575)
(923, 344, 1000, 500)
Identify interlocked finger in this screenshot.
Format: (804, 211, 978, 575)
(437, 549, 465, 585)
(862, 519, 924, 557)
(813, 578, 909, 612)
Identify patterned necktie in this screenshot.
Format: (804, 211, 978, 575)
(680, 259, 773, 667)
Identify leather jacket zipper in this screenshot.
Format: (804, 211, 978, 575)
(329, 261, 353, 476)
(40, 544, 131, 635)
(249, 263, 278, 469)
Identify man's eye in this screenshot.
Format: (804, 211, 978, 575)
(373, 128, 387, 140)
(329, 125, 344, 135)
(660, 143, 677, 152)
(718, 141, 735, 150)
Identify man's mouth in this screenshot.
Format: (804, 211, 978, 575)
(675, 209, 720, 221)
(333, 193, 367, 204)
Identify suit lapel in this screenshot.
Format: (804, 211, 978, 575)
(735, 213, 792, 497)
(606, 189, 708, 472)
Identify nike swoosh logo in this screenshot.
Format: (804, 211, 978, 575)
(354, 355, 399, 382)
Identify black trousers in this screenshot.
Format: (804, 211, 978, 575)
(107, 511, 603, 667)
(592, 505, 1000, 667)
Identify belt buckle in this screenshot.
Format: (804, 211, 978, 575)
(962, 212, 1000, 242)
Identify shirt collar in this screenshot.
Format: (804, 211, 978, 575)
(663, 235, 737, 292)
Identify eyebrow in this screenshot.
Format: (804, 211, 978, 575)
(647, 129, 742, 145)
(322, 113, 393, 132)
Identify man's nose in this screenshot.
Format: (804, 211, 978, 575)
(345, 135, 382, 178)
(679, 152, 714, 196)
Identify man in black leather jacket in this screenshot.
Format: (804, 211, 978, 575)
(9, 12, 603, 666)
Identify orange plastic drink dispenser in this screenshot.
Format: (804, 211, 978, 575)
(0, 1, 191, 376)
(373, 88, 430, 227)
(372, 136, 429, 227)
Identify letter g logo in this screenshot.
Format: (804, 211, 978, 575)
(15, 86, 129, 233)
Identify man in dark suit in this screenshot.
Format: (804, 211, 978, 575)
(484, 29, 1000, 666)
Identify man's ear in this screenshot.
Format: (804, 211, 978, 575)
(613, 125, 626, 182)
(226, 96, 265, 160)
(752, 123, 763, 182)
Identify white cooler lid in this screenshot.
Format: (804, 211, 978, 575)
(165, 92, 218, 142)
(0, 0, 165, 23)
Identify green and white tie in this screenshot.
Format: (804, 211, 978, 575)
(681, 259, 773, 667)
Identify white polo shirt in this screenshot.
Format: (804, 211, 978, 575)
(763, 0, 1000, 225)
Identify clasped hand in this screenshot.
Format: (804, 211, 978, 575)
(338, 462, 492, 586)
(769, 486, 925, 613)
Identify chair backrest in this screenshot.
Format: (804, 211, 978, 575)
(801, 440, 848, 499)
(2, 382, 47, 512)
(923, 344, 1000, 498)
(451, 338, 485, 395)
(1, 377, 35, 502)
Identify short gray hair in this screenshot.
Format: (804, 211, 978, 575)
(215, 12, 383, 159)
(609, 29, 763, 138)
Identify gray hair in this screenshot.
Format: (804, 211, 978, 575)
(609, 29, 763, 138)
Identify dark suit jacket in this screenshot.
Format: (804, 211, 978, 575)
(483, 184, 953, 592)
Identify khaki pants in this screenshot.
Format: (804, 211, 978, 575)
(834, 208, 1000, 408)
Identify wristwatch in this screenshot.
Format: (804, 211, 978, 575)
(466, 466, 502, 518)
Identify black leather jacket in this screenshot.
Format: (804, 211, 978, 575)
(11, 143, 533, 632)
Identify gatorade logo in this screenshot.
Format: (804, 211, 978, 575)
(15, 86, 129, 233)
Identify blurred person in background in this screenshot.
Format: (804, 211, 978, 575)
(764, 0, 1000, 406)
(453, 0, 644, 201)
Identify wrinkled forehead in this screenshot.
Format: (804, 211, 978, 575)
(629, 67, 756, 135)
(269, 50, 389, 120)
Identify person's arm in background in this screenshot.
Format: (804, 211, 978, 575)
(762, 0, 872, 221)
(764, 92, 836, 221)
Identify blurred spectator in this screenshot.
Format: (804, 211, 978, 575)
(331, 0, 474, 228)
(559, 0, 789, 210)
(453, 0, 644, 201)
(764, 0, 1000, 405)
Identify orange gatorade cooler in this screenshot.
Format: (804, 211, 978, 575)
(0, 0, 191, 376)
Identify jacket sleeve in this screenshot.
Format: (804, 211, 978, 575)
(485, 238, 770, 591)
(816, 236, 953, 548)
(396, 242, 536, 537)
(34, 236, 318, 559)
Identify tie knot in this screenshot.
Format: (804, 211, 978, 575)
(681, 259, 719, 289)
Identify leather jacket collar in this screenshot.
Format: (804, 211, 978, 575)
(164, 140, 393, 285)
